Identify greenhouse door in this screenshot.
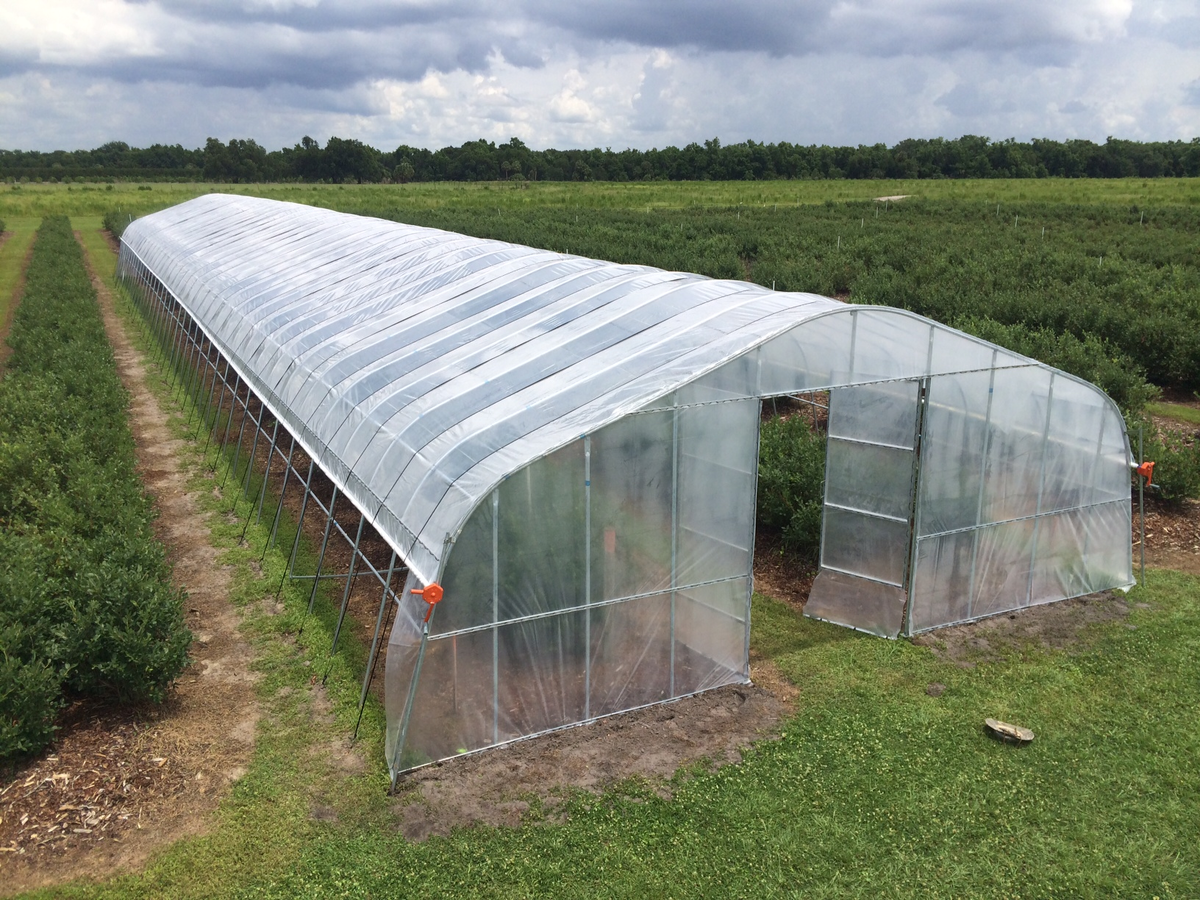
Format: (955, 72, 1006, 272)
(804, 379, 926, 638)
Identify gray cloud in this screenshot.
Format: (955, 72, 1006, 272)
(1184, 79, 1200, 107)
(0, 0, 1197, 153)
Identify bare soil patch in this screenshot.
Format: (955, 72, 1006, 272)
(909, 591, 1133, 667)
(0, 237, 259, 895)
(393, 679, 791, 842)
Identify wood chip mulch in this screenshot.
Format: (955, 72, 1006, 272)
(1136, 498, 1200, 556)
(0, 701, 189, 864)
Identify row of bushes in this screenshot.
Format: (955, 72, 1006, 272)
(0, 216, 190, 761)
(102, 210, 136, 241)
(756, 411, 827, 563)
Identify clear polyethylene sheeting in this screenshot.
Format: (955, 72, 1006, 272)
(118, 196, 1135, 777)
(385, 401, 754, 770)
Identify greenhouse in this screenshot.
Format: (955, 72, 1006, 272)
(117, 194, 1134, 779)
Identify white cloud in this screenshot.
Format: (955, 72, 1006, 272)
(0, 0, 1197, 151)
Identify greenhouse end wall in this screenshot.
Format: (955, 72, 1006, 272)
(386, 398, 758, 770)
(386, 307, 1134, 774)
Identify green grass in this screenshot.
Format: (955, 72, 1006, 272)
(1148, 400, 1200, 426)
(0, 217, 39, 337)
(3, 177, 1200, 220)
(73, 217, 116, 282)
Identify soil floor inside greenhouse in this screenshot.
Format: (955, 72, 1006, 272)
(5, 233, 1200, 888)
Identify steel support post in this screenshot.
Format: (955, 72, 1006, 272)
(355, 551, 399, 738)
(277, 458, 317, 601)
(223, 387, 252, 492)
(204, 360, 234, 456)
(194, 347, 221, 441)
(253, 419, 283, 526)
(239, 402, 268, 500)
(324, 514, 368, 683)
(241, 417, 280, 544)
(302, 485, 340, 623)
(264, 435, 297, 556)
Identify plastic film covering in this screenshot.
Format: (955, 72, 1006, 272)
(384, 405, 753, 769)
(905, 368, 1135, 633)
(119, 194, 846, 585)
(804, 382, 920, 637)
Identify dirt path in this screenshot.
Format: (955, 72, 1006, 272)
(0, 236, 260, 894)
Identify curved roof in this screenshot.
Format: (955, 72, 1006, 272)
(120, 194, 1123, 586)
(120, 195, 849, 582)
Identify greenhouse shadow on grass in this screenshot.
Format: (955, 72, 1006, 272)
(117, 195, 1134, 781)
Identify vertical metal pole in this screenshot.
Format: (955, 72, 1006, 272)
(492, 488, 500, 742)
(304, 486, 339, 618)
(391, 617, 434, 788)
(224, 389, 252, 492)
(240, 404, 268, 499)
(204, 360, 232, 456)
(265, 435, 297, 556)
(1025, 374, 1057, 607)
(150, 285, 170, 369)
(325, 513, 367, 677)
(194, 346, 221, 441)
(155, 290, 174, 369)
(182, 329, 204, 414)
(966, 355, 999, 622)
(902, 378, 930, 638)
(217, 373, 241, 463)
(277, 458, 316, 600)
(669, 408, 679, 696)
(355, 550, 399, 739)
(1139, 423, 1145, 586)
(161, 300, 179, 382)
(582, 441, 590, 722)
(242, 417, 279, 543)
(255, 420, 282, 525)
(175, 319, 197, 399)
(745, 397, 762, 677)
(166, 307, 187, 390)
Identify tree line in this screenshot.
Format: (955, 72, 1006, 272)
(3, 134, 1199, 184)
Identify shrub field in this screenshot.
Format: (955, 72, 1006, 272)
(0, 185, 1196, 897)
(0, 216, 189, 761)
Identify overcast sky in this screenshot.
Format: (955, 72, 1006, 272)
(2, 0, 1199, 153)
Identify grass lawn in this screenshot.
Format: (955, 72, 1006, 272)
(0, 217, 40, 334)
(1148, 400, 1200, 427)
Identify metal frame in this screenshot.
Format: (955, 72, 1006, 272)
(118, 260, 408, 741)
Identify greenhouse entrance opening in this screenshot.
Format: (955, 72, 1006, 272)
(805, 379, 928, 638)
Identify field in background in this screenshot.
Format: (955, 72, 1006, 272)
(2, 176, 1200, 220)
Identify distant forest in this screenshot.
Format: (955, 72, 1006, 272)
(3, 134, 1199, 184)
